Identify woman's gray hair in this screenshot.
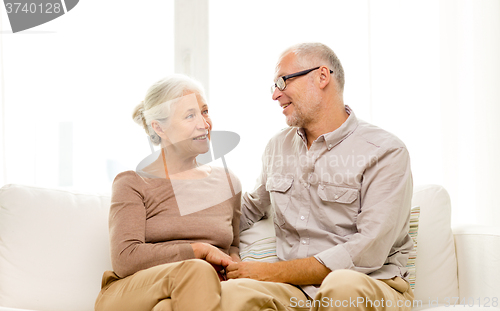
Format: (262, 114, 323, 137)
(282, 43, 345, 93)
(132, 74, 206, 145)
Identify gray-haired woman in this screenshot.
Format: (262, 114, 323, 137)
(95, 74, 241, 311)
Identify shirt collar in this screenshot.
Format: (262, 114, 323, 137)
(296, 105, 358, 150)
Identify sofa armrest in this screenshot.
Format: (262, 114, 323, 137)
(453, 225, 500, 300)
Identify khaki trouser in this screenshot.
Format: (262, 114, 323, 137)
(94, 259, 222, 311)
(220, 269, 415, 311)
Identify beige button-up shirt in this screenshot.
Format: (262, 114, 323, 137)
(241, 106, 414, 298)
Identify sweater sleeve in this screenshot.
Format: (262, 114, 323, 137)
(109, 171, 195, 278)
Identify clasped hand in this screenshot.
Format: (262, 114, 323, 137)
(191, 242, 238, 281)
(191, 243, 275, 282)
(191, 242, 234, 266)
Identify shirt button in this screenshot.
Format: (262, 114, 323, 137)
(303, 183, 308, 188)
(300, 216, 305, 220)
(328, 144, 333, 149)
(301, 240, 307, 244)
(334, 194, 339, 200)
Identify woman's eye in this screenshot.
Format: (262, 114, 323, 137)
(202, 110, 209, 115)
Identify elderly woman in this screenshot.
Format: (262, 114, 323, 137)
(94, 75, 241, 311)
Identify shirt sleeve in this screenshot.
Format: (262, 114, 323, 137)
(314, 146, 413, 274)
(109, 171, 195, 278)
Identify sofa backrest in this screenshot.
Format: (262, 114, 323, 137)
(0, 183, 461, 311)
(0, 184, 112, 311)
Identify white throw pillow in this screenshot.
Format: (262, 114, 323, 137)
(411, 185, 459, 305)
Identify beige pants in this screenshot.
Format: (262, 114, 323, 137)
(94, 259, 222, 311)
(220, 269, 415, 311)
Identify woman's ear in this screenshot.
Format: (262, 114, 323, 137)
(151, 120, 167, 141)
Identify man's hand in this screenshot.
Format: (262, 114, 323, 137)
(226, 261, 279, 282)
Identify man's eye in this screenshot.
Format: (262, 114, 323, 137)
(186, 114, 194, 119)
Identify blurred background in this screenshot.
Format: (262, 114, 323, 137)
(1, 0, 499, 226)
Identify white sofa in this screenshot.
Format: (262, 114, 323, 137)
(0, 184, 498, 311)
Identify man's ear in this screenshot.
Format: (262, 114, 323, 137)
(318, 66, 331, 90)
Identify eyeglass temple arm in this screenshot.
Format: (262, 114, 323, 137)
(283, 67, 334, 82)
(283, 67, 320, 81)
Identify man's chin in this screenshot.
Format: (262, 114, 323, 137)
(286, 115, 301, 127)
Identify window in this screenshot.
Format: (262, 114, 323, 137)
(1, 0, 175, 191)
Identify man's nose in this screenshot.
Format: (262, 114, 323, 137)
(272, 87, 283, 101)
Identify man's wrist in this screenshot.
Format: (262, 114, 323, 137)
(276, 257, 331, 285)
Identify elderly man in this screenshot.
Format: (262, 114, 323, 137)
(222, 42, 414, 311)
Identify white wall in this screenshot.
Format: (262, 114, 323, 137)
(439, 0, 500, 226)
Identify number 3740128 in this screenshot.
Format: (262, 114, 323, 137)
(444, 297, 498, 307)
(5, 2, 62, 14)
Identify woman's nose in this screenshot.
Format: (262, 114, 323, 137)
(197, 114, 210, 130)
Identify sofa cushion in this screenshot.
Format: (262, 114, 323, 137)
(0, 184, 112, 311)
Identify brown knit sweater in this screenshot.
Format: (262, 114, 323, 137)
(109, 167, 242, 278)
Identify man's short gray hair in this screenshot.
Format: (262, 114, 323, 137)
(283, 43, 345, 93)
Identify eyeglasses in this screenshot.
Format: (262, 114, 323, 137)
(271, 66, 333, 94)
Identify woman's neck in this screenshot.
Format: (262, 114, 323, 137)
(142, 146, 210, 180)
(161, 147, 199, 176)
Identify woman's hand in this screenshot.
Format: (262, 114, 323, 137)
(230, 253, 242, 263)
(191, 243, 234, 267)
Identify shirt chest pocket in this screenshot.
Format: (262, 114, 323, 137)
(265, 176, 293, 227)
(317, 184, 360, 236)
